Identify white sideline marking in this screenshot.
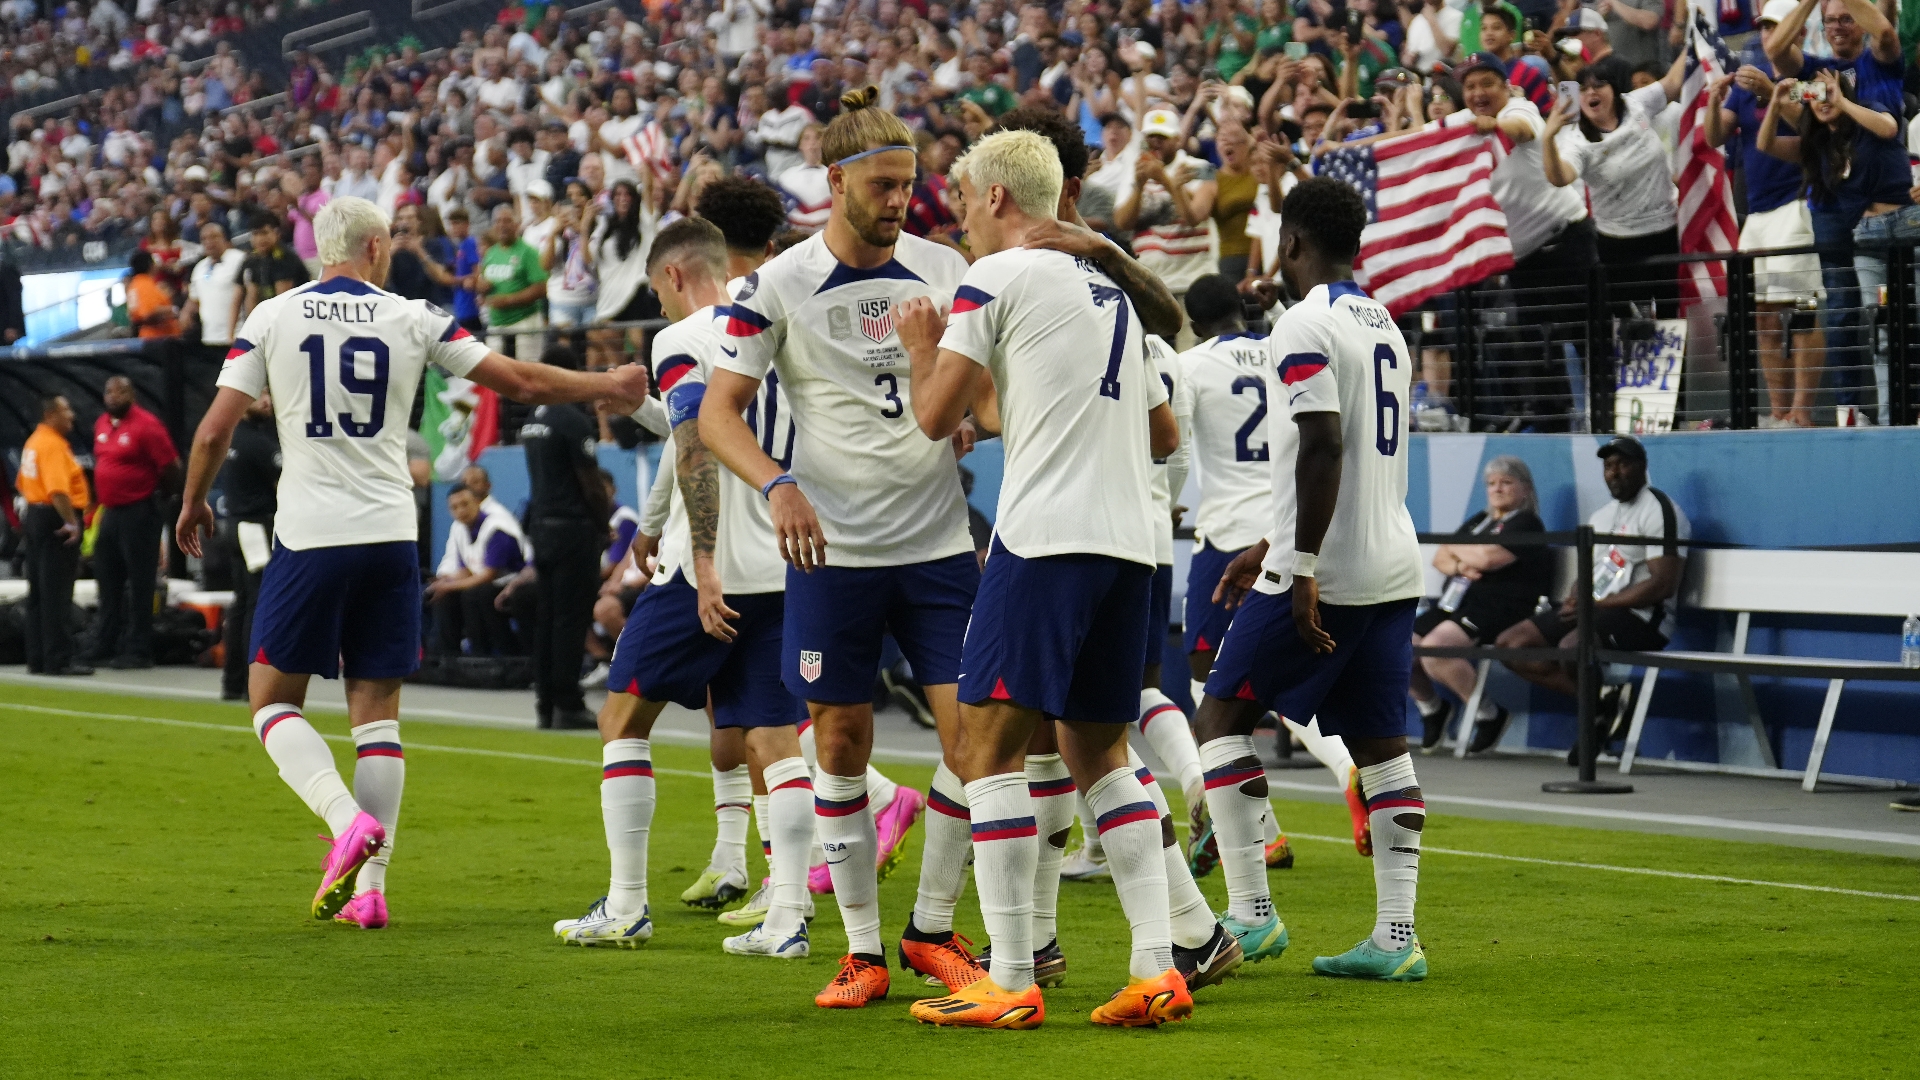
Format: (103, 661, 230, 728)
(8, 700, 1916, 903)
(0, 702, 709, 779)
(1267, 778, 1920, 849)
(1285, 832, 1920, 903)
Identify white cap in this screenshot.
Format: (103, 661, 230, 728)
(1572, 7, 1607, 32)
(1760, 0, 1798, 23)
(1141, 108, 1182, 137)
(1133, 40, 1156, 60)
(525, 178, 553, 201)
(183, 164, 208, 181)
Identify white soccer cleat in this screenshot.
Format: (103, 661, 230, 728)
(718, 878, 815, 926)
(1059, 845, 1111, 882)
(722, 921, 810, 958)
(554, 897, 653, 947)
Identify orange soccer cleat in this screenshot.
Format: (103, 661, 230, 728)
(900, 926, 984, 992)
(1345, 766, 1373, 857)
(815, 953, 891, 1009)
(1088, 968, 1194, 1028)
(1264, 834, 1295, 869)
(909, 976, 1045, 1029)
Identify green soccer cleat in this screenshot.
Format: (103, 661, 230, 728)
(1311, 936, 1428, 981)
(1221, 911, 1289, 962)
(681, 866, 749, 909)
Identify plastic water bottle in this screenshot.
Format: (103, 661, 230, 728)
(1903, 615, 1920, 668)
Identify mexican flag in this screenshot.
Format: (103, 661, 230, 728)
(419, 368, 500, 482)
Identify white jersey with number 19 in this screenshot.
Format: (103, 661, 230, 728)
(1255, 281, 1423, 605)
(216, 277, 490, 551)
(714, 231, 972, 568)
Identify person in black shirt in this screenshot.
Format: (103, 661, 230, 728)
(542, 121, 582, 195)
(240, 216, 310, 318)
(521, 343, 614, 729)
(1409, 455, 1551, 751)
(215, 393, 281, 700)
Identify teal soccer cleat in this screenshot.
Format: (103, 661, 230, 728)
(1311, 936, 1427, 981)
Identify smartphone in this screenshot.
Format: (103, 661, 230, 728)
(1344, 7, 1366, 38)
(1347, 99, 1379, 119)
(1284, 40, 1309, 59)
(1558, 79, 1580, 106)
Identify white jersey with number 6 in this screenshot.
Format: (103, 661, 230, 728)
(217, 277, 490, 551)
(1179, 331, 1274, 552)
(714, 231, 972, 568)
(938, 247, 1166, 565)
(1255, 281, 1423, 605)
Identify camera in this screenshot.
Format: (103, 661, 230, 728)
(1348, 99, 1380, 119)
(1796, 80, 1829, 104)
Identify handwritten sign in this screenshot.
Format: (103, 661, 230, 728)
(1614, 319, 1685, 435)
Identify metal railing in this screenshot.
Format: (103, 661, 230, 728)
(1404, 243, 1920, 433)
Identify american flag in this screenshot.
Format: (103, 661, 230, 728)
(622, 121, 677, 187)
(1675, 13, 1740, 305)
(1318, 124, 1514, 318)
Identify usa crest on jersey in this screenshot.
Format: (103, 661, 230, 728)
(858, 298, 894, 343)
(798, 650, 823, 682)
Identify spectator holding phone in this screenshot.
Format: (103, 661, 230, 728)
(1759, 69, 1913, 424)
(1541, 54, 1686, 314)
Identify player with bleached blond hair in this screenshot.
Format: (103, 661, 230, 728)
(177, 196, 649, 930)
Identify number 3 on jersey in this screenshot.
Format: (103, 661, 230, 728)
(874, 371, 904, 418)
(301, 334, 390, 439)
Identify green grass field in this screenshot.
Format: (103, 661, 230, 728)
(2, 683, 1913, 1079)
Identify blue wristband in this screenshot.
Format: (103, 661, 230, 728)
(761, 473, 797, 500)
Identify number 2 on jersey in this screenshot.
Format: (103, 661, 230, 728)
(1231, 376, 1269, 461)
(300, 334, 390, 439)
(1373, 343, 1399, 457)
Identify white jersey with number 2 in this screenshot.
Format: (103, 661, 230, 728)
(217, 277, 490, 551)
(1179, 331, 1274, 553)
(1255, 281, 1423, 605)
(938, 247, 1165, 565)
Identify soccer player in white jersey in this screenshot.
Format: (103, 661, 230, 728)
(1193, 177, 1430, 981)
(176, 197, 648, 928)
(700, 88, 983, 1009)
(898, 128, 1189, 1029)
(547, 218, 821, 954)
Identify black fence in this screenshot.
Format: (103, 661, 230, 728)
(1403, 244, 1920, 434)
(0, 338, 226, 471)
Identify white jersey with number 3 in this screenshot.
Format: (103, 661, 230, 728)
(1255, 281, 1422, 605)
(1180, 332, 1274, 553)
(938, 247, 1165, 565)
(217, 277, 490, 551)
(714, 231, 972, 568)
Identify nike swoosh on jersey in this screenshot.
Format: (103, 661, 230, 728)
(720, 344, 738, 357)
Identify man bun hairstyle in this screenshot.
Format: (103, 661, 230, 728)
(993, 106, 1091, 181)
(697, 176, 788, 252)
(823, 84, 915, 166)
(1280, 177, 1368, 263)
(645, 215, 729, 279)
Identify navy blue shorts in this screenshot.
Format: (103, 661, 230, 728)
(251, 540, 421, 680)
(1145, 563, 1172, 664)
(1203, 590, 1417, 741)
(1184, 541, 1245, 655)
(958, 538, 1152, 724)
(783, 552, 978, 704)
(608, 573, 799, 729)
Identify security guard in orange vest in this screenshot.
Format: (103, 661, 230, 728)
(16, 394, 93, 675)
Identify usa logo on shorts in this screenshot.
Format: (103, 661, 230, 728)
(858, 298, 893, 343)
(798, 650, 823, 682)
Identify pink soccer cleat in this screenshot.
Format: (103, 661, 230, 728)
(808, 862, 834, 894)
(873, 785, 924, 883)
(334, 890, 389, 929)
(312, 811, 386, 921)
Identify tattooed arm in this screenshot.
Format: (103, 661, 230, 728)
(1018, 216, 1185, 340)
(677, 422, 741, 641)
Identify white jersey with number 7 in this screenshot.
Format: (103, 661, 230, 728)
(216, 277, 491, 551)
(1255, 280, 1423, 606)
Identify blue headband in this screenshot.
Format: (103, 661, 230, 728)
(834, 144, 916, 166)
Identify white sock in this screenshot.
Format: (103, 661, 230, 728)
(1359, 755, 1423, 951)
(1085, 766, 1173, 980)
(601, 739, 655, 919)
(1138, 689, 1204, 798)
(1025, 754, 1075, 948)
(710, 765, 751, 877)
(1198, 735, 1272, 923)
(1413, 693, 1446, 718)
(815, 772, 881, 956)
(350, 721, 404, 895)
(1263, 801, 1282, 845)
(1074, 792, 1104, 860)
(763, 756, 814, 936)
(798, 719, 817, 770)
(753, 794, 772, 866)
(1475, 697, 1501, 722)
(254, 705, 360, 837)
(1282, 716, 1356, 793)
(866, 765, 899, 812)
(965, 772, 1037, 992)
(1189, 679, 1207, 708)
(1131, 747, 1214, 950)
(912, 762, 972, 934)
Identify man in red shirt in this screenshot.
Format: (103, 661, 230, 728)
(90, 375, 182, 669)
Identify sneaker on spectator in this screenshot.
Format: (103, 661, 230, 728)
(1889, 795, 1920, 812)
(580, 662, 610, 689)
